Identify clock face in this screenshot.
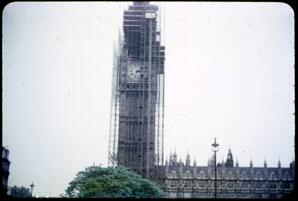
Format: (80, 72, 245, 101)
(127, 61, 141, 81)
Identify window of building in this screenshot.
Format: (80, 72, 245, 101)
(228, 182, 233, 188)
(185, 180, 191, 188)
(269, 183, 277, 189)
(186, 171, 190, 178)
(285, 182, 291, 189)
(201, 181, 206, 188)
(171, 181, 177, 187)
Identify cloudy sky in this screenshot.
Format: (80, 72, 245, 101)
(3, 2, 294, 197)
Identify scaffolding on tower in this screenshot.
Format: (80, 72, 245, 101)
(108, 2, 165, 178)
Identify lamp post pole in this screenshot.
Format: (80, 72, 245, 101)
(30, 182, 35, 197)
(212, 138, 219, 199)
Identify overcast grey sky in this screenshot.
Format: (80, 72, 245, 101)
(3, 2, 294, 197)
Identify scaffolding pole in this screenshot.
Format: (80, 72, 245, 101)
(161, 3, 165, 167)
(108, 30, 123, 167)
(146, 18, 153, 179)
(108, 42, 118, 166)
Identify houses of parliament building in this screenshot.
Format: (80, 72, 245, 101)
(108, 2, 295, 198)
(162, 149, 295, 198)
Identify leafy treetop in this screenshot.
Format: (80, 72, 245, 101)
(63, 165, 164, 198)
(9, 186, 32, 198)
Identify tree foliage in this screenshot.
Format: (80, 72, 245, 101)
(9, 185, 32, 198)
(63, 166, 164, 198)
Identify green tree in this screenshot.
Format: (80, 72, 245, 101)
(9, 185, 32, 198)
(62, 166, 164, 198)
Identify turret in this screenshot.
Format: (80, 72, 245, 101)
(264, 159, 268, 178)
(165, 159, 169, 174)
(225, 149, 234, 167)
(277, 159, 282, 179)
(250, 159, 253, 168)
(193, 159, 197, 175)
(289, 160, 295, 177)
(290, 160, 295, 169)
(179, 158, 183, 175)
(185, 152, 191, 166)
(236, 158, 240, 179)
(264, 159, 267, 168)
(179, 158, 183, 166)
(193, 158, 197, 167)
(173, 149, 177, 164)
(235, 158, 239, 168)
(249, 158, 254, 177)
(169, 153, 173, 166)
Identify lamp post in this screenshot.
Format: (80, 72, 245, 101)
(212, 138, 219, 199)
(30, 182, 35, 197)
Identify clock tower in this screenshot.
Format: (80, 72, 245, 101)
(109, 1, 165, 179)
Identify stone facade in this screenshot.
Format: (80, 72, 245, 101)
(159, 150, 295, 198)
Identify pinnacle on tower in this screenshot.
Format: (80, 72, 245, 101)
(264, 159, 267, 168)
(250, 159, 253, 168)
(226, 149, 234, 167)
(173, 149, 177, 162)
(186, 152, 191, 166)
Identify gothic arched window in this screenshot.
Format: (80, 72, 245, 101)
(172, 171, 177, 178)
(241, 171, 247, 179)
(199, 170, 206, 179)
(284, 172, 289, 181)
(186, 171, 191, 179)
(222, 169, 226, 178)
(269, 172, 276, 180)
(228, 171, 233, 179)
(255, 171, 262, 180)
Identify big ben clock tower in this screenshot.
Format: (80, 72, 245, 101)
(108, 1, 165, 179)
